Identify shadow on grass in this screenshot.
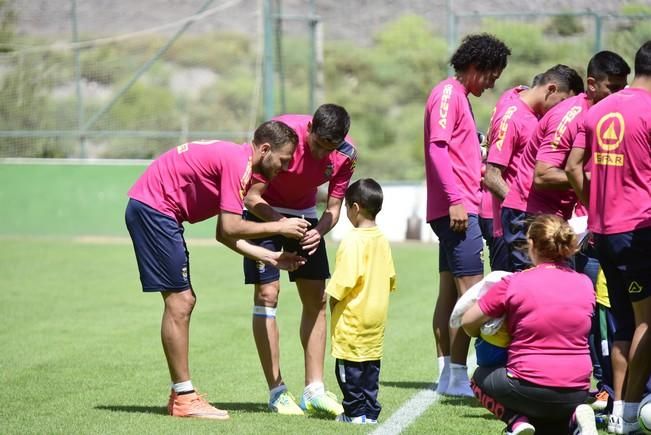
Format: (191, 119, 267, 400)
(95, 405, 167, 415)
(380, 380, 434, 390)
(95, 401, 268, 415)
(438, 396, 483, 408)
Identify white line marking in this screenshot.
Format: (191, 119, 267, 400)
(371, 353, 478, 435)
(370, 386, 440, 435)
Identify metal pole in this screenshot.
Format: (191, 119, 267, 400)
(314, 18, 324, 109)
(275, 0, 286, 113)
(81, 0, 216, 132)
(594, 14, 603, 53)
(447, 0, 455, 77)
(71, 0, 85, 157)
(308, 0, 316, 112)
(263, 0, 275, 119)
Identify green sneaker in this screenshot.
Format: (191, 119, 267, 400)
(300, 391, 344, 416)
(269, 391, 304, 415)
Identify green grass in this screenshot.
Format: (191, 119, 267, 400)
(0, 162, 609, 434)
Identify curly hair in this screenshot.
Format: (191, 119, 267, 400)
(450, 33, 511, 73)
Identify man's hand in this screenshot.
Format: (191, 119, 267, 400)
(300, 228, 321, 255)
(269, 251, 307, 271)
(449, 203, 468, 233)
(279, 217, 310, 239)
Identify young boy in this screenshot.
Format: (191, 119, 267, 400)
(326, 178, 396, 424)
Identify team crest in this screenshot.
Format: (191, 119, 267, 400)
(181, 266, 188, 282)
(324, 163, 334, 178)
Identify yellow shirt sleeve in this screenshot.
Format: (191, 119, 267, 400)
(325, 237, 361, 301)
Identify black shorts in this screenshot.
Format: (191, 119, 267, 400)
(242, 211, 330, 284)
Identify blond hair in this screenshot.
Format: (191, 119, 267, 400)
(526, 214, 577, 262)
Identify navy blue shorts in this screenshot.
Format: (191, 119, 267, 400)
(429, 214, 484, 277)
(594, 227, 651, 341)
(501, 207, 532, 272)
(125, 198, 191, 292)
(242, 211, 330, 284)
(479, 216, 509, 272)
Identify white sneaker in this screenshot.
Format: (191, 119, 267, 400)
(607, 414, 642, 434)
(572, 404, 598, 435)
(435, 365, 450, 394)
(445, 380, 475, 397)
(335, 414, 367, 424)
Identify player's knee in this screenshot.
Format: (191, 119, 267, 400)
(255, 287, 279, 306)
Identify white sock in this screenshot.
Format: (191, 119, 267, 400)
(269, 384, 287, 401)
(449, 363, 469, 383)
(612, 400, 624, 417)
(172, 380, 194, 393)
(623, 401, 640, 421)
(438, 356, 450, 378)
(303, 381, 325, 402)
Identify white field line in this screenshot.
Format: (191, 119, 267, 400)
(371, 352, 478, 435)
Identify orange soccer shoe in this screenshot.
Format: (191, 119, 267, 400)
(170, 391, 230, 420)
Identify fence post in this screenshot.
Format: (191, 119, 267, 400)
(71, 0, 86, 158)
(263, 0, 275, 120)
(594, 13, 603, 53)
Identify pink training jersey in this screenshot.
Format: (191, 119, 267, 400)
(254, 114, 357, 211)
(527, 94, 590, 219)
(503, 94, 587, 219)
(486, 86, 538, 235)
(128, 140, 253, 224)
(424, 77, 481, 221)
(585, 87, 651, 234)
(479, 263, 595, 388)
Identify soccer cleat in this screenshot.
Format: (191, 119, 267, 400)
(590, 389, 610, 411)
(572, 404, 598, 435)
(607, 414, 642, 434)
(335, 413, 367, 424)
(506, 415, 535, 435)
(170, 391, 230, 420)
(268, 391, 304, 415)
(167, 389, 177, 415)
(300, 391, 344, 416)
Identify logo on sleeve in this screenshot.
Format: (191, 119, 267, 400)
(551, 106, 582, 149)
(438, 84, 453, 129)
(495, 105, 517, 151)
(594, 112, 625, 167)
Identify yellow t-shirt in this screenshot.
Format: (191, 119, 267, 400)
(326, 226, 396, 362)
(595, 268, 610, 308)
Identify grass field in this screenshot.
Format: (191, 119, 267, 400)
(0, 162, 608, 434)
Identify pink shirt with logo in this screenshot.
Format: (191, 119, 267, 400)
(486, 87, 538, 235)
(503, 94, 587, 219)
(479, 263, 595, 388)
(424, 77, 481, 221)
(585, 87, 651, 234)
(255, 114, 357, 210)
(128, 140, 253, 224)
(528, 94, 590, 219)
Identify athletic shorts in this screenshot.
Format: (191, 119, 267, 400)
(125, 198, 191, 292)
(242, 211, 330, 284)
(429, 214, 484, 277)
(594, 226, 651, 341)
(501, 207, 532, 272)
(479, 216, 509, 272)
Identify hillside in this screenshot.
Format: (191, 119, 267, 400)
(15, 0, 644, 43)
